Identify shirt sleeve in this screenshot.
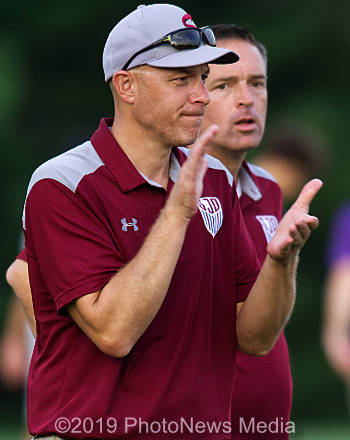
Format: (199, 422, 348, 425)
(326, 202, 350, 269)
(17, 248, 27, 262)
(232, 190, 261, 303)
(24, 178, 123, 312)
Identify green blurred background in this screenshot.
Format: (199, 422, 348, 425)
(1, 0, 349, 438)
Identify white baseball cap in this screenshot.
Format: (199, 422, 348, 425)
(103, 4, 239, 82)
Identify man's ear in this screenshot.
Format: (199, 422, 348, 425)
(112, 71, 135, 104)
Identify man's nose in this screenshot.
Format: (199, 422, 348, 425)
(190, 79, 210, 106)
(235, 82, 253, 107)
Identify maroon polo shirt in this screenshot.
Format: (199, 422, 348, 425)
(231, 162, 292, 439)
(17, 248, 27, 262)
(23, 118, 260, 439)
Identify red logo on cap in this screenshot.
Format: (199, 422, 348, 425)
(182, 14, 195, 28)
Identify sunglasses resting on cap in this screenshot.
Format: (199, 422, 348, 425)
(122, 27, 217, 70)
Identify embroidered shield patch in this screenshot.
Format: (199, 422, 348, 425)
(256, 215, 278, 243)
(198, 197, 223, 238)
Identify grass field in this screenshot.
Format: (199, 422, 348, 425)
(2, 423, 350, 439)
(293, 423, 350, 439)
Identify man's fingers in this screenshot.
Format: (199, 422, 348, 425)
(185, 125, 218, 176)
(296, 214, 320, 234)
(198, 156, 208, 181)
(190, 125, 218, 159)
(290, 216, 320, 246)
(292, 178, 323, 212)
(305, 215, 320, 230)
(268, 211, 320, 261)
(198, 124, 219, 148)
(294, 221, 311, 243)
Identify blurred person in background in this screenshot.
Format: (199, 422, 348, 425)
(0, 297, 28, 390)
(2, 240, 35, 440)
(6, 252, 35, 337)
(253, 125, 326, 207)
(323, 201, 350, 413)
(199, 23, 294, 438)
(0, 295, 34, 440)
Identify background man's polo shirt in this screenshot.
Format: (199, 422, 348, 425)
(231, 162, 292, 439)
(23, 118, 260, 439)
(237, 162, 283, 263)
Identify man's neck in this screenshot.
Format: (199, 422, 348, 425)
(111, 117, 171, 189)
(207, 145, 246, 182)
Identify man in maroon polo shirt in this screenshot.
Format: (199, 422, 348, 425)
(9, 4, 321, 439)
(199, 25, 292, 438)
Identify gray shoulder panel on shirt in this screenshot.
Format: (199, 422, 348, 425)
(23, 141, 104, 229)
(247, 162, 277, 183)
(178, 147, 233, 187)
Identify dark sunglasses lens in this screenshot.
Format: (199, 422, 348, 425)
(171, 29, 201, 49)
(201, 28, 216, 47)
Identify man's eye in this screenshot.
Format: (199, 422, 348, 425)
(216, 83, 227, 90)
(174, 77, 187, 83)
(252, 81, 265, 88)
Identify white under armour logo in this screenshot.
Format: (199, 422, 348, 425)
(121, 218, 139, 231)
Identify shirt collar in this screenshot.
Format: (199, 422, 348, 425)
(90, 118, 184, 192)
(236, 161, 262, 201)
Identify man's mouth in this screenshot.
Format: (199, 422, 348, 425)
(235, 117, 255, 125)
(182, 113, 204, 118)
(235, 117, 256, 131)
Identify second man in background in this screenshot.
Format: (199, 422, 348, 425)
(200, 24, 292, 438)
